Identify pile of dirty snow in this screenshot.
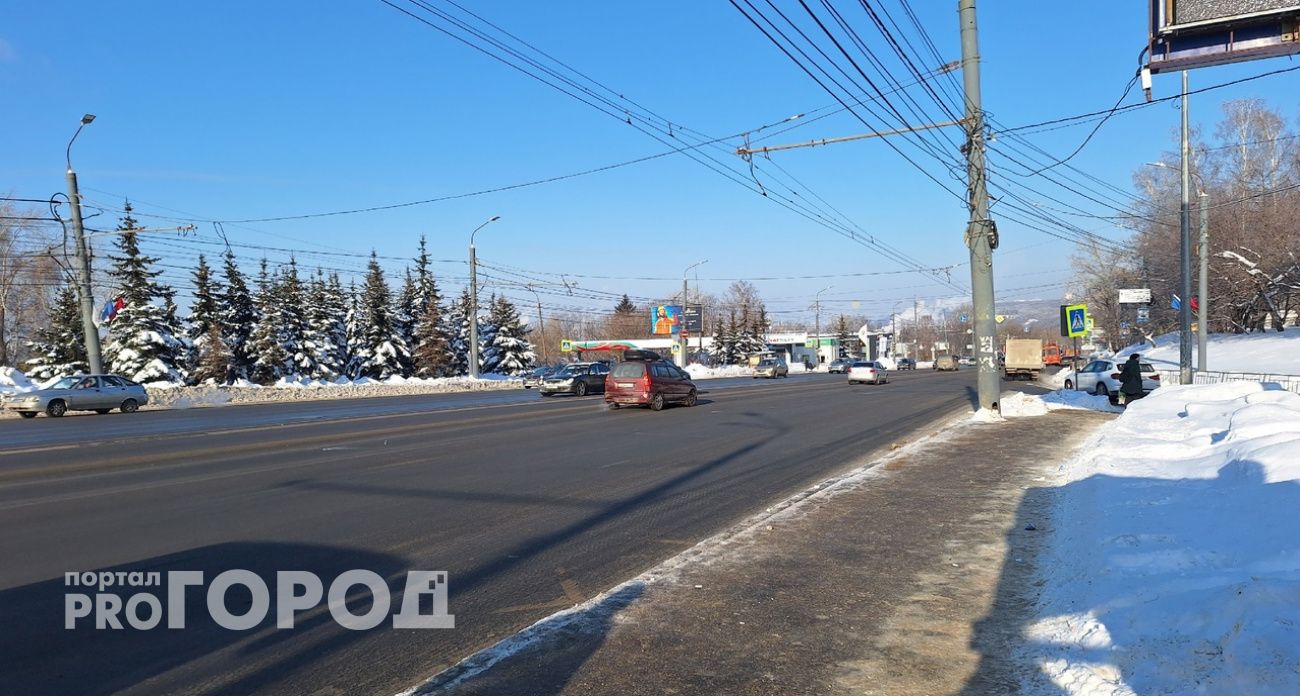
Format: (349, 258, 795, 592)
(685, 364, 752, 380)
(1021, 382, 1300, 694)
(1000, 389, 1123, 417)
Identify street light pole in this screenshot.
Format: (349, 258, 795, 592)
(682, 260, 707, 365)
(467, 215, 501, 379)
(1178, 70, 1193, 385)
(814, 285, 832, 368)
(66, 114, 103, 375)
(1198, 191, 1209, 372)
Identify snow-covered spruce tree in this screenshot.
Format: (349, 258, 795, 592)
(351, 253, 410, 380)
(486, 295, 534, 375)
(277, 259, 313, 378)
(24, 283, 88, 381)
(343, 281, 363, 379)
(219, 250, 257, 380)
(247, 259, 288, 385)
(709, 314, 728, 366)
(443, 288, 473, 376)
(300, 270, 344, 381)
(102, 202, 188, 384)
(395, 268, 418, 352)
(411, 294, 453, 377)
(478, 293, 502, 374)
(190, 322, 233, 385)
(834, 315, 850, 358)
(186, 254, 224, 382)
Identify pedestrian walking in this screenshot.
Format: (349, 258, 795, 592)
(1119, 353, 1145, 405)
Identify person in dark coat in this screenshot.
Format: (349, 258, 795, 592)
(1119, 353, 1145, 404)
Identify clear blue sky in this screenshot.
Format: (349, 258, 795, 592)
(3, 2, 1297, 325)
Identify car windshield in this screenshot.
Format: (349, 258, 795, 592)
(48, 377, 81, 390)
(555, 365, 587, 376)
(758, 360, 777, 367)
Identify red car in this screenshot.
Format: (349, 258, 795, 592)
(604, 350, 698, 411)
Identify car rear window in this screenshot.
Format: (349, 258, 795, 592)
(1140, 363, 1155, 372)
(612, 362, 646, 378)
(851, 361, 871, 367)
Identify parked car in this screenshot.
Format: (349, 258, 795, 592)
(1063, 358, 1161, 398)
(933, 355, 960, 371)
(828, 358, 852, 374)
(3, 374, 149, 418)
(523, 365, 560, 389)
(847, 360, 888, 385)
(753, 358, 788, 379)
(958, 355, 976, 366)
(895, 357, 916, 370)
(539, 362, 609, 397)
(604, 350, 697, 411)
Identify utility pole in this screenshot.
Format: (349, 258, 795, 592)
(65, 114, 103, 375)
(682, 260, 707, 366)
(1198, 191, 1209, 372)
(813, 285, 832, 368)
(958, 0, 1000, 412)
(1179, 70, 1193, 385)
(467, 216, 501, 379)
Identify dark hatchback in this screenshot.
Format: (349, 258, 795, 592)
(604, 350, 698, 411)
(539, 362, 609, 397)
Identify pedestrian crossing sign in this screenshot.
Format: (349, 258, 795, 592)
(1060, 303, 1088, 338)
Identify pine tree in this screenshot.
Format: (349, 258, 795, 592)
(219, 250, 257, 380)
(247, 259, 288, 384)
(301, 270, 344, 381)
(343, 281, 364, 379)
(190, 322, 233, 385)
(412, 292, 453, 378)
(102, 202, 188, 383)
(277, 259, 312, 377)
(444, 288, 473, 376)
(834, 315, 851, 358)
(478, 294, 502, 374)
(24, 284, 88, 381)
(614, 294, 636, 315)
(486, 295, 534, 374)
(350, 253, 410, 379)
(710, 314, 727, 366)
(186, 255, 223, 382)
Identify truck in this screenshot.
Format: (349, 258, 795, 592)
(1004, 338, 1045, 381)
(1042, 342, 1062, 366)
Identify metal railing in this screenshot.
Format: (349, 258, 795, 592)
(1155, 369, 1300, 395)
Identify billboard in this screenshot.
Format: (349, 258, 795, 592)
(682, 304, 703, 333)
(651, 305, 681, 335)
(1148, 0, 1300, 73)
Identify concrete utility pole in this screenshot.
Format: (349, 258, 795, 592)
(467, 215, 501, 379)
(814, 285, 832, 367)
(1198, 191, 1209, 372)
(958, 0, 1000, 412)
(682, 260, 707, 365)
(66, 114, 103, 375)
(1178, 70, 1193, 385)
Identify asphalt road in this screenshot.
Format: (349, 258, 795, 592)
(0, 369, 1029, 695)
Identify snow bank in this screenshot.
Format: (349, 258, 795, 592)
(0, 367, 36, 396)
(1116, 330, 1300, 375)
(1000, 389, 1123, 417)
(685, 364, 752, 380)
(1023, 382, 1300, 694)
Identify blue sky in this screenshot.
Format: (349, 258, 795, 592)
(3, 1, 1298, 324)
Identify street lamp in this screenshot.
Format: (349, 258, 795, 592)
(681, 260, 707, 364)
(66, 114, 103, 375)
(891, 301, 905, 360)
(1146, 159, 1209, 374)
(467, 215, 501, 379)
(813, 285, 832, 368)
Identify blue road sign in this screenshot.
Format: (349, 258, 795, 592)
(959, 314, 968, 323)
(1137, 307, 1150, 324)
(1171, 294, 1182, 311)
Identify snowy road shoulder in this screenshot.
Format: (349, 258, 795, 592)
(1020, 382, 1300, 695)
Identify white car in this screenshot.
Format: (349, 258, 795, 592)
(847, 360, 888, 385)
(1063, 358, 1161, 397)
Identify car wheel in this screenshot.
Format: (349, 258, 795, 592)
(685, 390, 697, 407)
(607, 402, 620, 410)
(18, 412, 37, 419)
(1064, 379, 1073, 389)
(575, 381, 588, 397)
(1093, 383, 1108, 397)
(650, 393, 665, 411)
(120, 399, 139, 413)
(46, 400, 67, 418)
(95, 409, 111, 415)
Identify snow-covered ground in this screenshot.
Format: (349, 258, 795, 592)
(1118, 330, 1299, 375)
(1022, 382, 1300, 694)
(999, 389, 1123, 417)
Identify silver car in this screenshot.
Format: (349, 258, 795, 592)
(3, 374, 149, 418)
(753, 358, 789, 379)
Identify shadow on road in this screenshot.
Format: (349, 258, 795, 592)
(961, 460, 1300, 694)
(0, 541, 409, 696)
